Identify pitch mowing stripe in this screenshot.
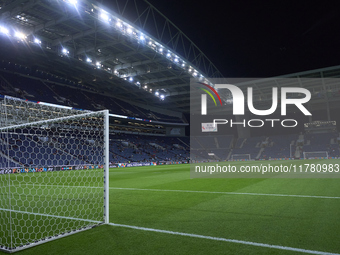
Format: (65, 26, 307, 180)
(108, 223, 340, 255)
(110, 187, 340, 199)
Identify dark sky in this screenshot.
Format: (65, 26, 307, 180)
(146, 0, 340, 78)
(103, 0, 340, 78)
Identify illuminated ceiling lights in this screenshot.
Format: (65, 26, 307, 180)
(34, 38, 41, 44)
(61, 48, 69, 55)
(67, 0, 78, 5)
(0, 0, 212, 102)
(14, 31, 26, 40)
(0, 26, 9, 34)
(99, 12, 110, 23)
(116, 21, 123, 28)
(63, 1, 214, 98)
(127, 27, 133, 34)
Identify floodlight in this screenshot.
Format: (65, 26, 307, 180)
(86, 58, 92, 63)
(116, 22, 122, 28)
(174, 58, 179, 62)
(67, 0, 77, 5)
(62, 48, 69, 55)
(155, 91, 159, 96)
(160, 95, 165, 100)
(159, 48, 163, 52)
(129, 77, 133, 82)
(100, 12, 110, 22)
(34, 38, 41, 44)
(127, 28, 132, 34)
(14, 31, 26, 40)
(0, 26, 9, 35)
(167, 53, 171, 57)
(140, 34, 145, 40)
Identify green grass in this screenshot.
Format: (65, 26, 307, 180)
(1, 160, 340, 254)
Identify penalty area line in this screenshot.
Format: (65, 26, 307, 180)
(108, 223, 340, 255)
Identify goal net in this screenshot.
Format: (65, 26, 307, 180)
(231, 154, 251, 161)
(303, 151, 329, 159)
(0, 96, 109, 252)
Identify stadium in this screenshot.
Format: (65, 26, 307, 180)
(0, 0, 340, 254)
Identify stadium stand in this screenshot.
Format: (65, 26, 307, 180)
(2, 62, 340, 163)
(231, 136, 265, 160)
(0, 62, 184, 123)
(261, 134, 298, 159)
(1, 131, 189, 167)
(303, 132, 340, 157)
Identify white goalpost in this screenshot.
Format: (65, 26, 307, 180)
(303, 151, 329, 159)
(231, 154, 251, 161)
(0, 96, 109, 252)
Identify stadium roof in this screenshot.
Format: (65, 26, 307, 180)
(0, 0, 223, 113)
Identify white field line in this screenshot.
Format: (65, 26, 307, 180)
(108, 223, 340, 255)
(109, 187, 340, 199)
(12, 183, 340, 199)
(0, 208, 340, 255)
(1, 208, 339, 254)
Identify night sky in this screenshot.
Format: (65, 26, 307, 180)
(142, 1, 340, 78)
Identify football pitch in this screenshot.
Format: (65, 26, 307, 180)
(1, 159, 340, 254)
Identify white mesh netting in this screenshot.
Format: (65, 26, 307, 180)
(0, 96, 109, 252)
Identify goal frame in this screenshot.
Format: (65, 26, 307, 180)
(303, 151, 329, 159)
(231, 154, 251, 161)
(0, 106, 110, 253)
